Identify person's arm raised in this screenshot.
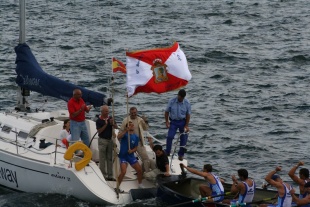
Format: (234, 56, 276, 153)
(288, 161, 304, 185)
(230, 174, 242, 194)
(265, 166, 282, 189)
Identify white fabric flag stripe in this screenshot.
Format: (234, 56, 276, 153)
(165, 46, 191, 80)
(126, 57, 152, 96)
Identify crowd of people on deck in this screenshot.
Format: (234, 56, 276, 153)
(60, 88, 190, 193)
(61, 88, 310, 207)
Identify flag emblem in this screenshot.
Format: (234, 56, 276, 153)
(151, 59, 169, 83)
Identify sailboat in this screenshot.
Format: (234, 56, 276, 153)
(0, 0, 188, 205)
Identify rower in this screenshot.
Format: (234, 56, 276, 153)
(180, 163, 225, 202)
(222, 169, 255, 207)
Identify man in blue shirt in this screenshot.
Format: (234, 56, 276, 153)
(116, 121, 144, 192)
(164, 89, 191, 161)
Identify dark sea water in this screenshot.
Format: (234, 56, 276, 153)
(1, 0, 310, 206)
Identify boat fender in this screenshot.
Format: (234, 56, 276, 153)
(64, 142, 92, 171)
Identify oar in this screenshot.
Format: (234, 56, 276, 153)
(193, 192, 232, 203)
(168, 192, 231, 207)
(235, 197, 276, 206)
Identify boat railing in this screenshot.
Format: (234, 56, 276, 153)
(0, 134, 70, 166)
(2, 135, 63, 155)
(54, 138, 61, 165)
(169, 131, 189, 172)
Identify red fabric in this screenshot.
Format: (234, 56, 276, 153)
(61, 138, 69, 148)
(67, 97, 86, 122)
(134, 75, 188, 95)
(112, 57, 126, 73)
(126, 42, 178, 65)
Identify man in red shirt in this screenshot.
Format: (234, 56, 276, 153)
(67, 89, 92, 146)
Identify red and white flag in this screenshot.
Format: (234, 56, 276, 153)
(126, 42, 191, 97)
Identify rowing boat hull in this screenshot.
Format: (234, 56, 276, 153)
(156, 174, 282, 207)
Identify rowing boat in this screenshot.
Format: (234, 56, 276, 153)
(156, 174, 290, 207)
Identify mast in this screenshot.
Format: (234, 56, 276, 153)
(19, 0, 25, 44)
(16, 0, 30, 112)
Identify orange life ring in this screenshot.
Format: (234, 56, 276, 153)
(64, 142, 92, 171)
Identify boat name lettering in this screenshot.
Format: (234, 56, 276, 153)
(0, 167, 18, 188)
(20, 75, 40, 86)
(51, 172, 66, 180)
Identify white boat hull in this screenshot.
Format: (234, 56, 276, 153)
(0, 110, 187, 205)
(0, 139, 132, 205)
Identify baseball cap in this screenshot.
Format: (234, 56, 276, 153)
(271, 174, 280, 180)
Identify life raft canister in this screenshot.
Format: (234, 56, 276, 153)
(64, 141, 92, 171)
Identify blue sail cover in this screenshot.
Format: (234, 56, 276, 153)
(15, 43, 107, 107)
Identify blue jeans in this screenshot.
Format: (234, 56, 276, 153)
(165, 119, 188, 156)
(70, 120, 90, 146)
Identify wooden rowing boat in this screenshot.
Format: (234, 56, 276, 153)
(156, 174, 287, 207)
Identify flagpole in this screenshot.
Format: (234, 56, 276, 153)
(126, 95, 130, 150)
(125, 48, 130, 151)
(111, 57, 120, 195)
(111, 58, 115, 122)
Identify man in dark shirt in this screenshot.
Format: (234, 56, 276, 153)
(144, 137, 170, 181)
(96, 105, 117, 181)
(153, 145, 170, 175)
